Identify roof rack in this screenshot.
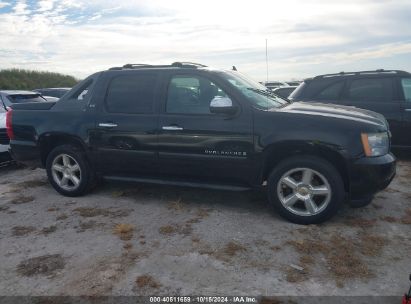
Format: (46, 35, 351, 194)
(314, 69, 410, 79)
(109, 62, 207, 71)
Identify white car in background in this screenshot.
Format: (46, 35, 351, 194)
(0, 106, 8, 148)
(0, 102, 12, 163)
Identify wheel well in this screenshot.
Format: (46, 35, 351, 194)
(39, 134, 86, 167)
(262, 144, 349, 192)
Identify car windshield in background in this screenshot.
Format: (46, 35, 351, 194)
(219, 71, 289, 110)
(35, 89, 69, 98)
(7, 94, 45, 103)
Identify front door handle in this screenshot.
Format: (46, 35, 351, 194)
(162, 125, 183, 131)
(405, 109, 411, 112)
(98, 122, 118, 128)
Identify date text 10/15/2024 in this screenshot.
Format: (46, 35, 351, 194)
(149, 297, 257, 303)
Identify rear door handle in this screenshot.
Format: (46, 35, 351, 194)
(98, 122, 118, 128)
(162, 125, 183, 131)
(405, 109, 411, 112)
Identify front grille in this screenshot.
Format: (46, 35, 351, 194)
(0, 129, 9, 145)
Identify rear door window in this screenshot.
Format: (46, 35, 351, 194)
(347, 78, 393, 102)
(315, 81, 344, 100)
(105, 74, 158, 114)
(401, 78, 411, 102)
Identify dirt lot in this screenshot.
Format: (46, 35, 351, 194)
(0, 157, 410, 298)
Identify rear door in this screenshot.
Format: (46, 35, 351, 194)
(399, 77, 411, 146)
(339, 76, 402, 145)
(157, 71, 255, 186)
(92, 71, 160, 177)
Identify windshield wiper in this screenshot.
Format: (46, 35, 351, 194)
(246, 88, 290, 104)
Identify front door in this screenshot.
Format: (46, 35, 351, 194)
(92, 72, 160, 177)
(157, 73, 255, 186)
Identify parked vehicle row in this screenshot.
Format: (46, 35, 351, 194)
(7, 62, 396, 224)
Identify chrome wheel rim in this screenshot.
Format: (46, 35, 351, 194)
(277, 168, 331, 217)
(51, 154, 81, 191)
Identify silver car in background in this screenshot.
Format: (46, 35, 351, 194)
(0, 90, 47, 108)
(0, 103, 11, 163)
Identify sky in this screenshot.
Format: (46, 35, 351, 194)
(0, 0, 410, 81)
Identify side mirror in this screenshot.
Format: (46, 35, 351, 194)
(210, 97, 237, 115)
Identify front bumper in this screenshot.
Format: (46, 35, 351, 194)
(348, 153, 396, 200)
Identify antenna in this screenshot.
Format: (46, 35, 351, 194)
(265, 39, 269, 82)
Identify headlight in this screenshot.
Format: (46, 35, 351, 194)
(361, 132, 389, 157)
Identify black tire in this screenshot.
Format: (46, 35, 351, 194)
(46, 144, 95, 197)
(267, 155, 345, 224)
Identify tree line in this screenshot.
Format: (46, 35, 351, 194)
(0, 69, 78, 90)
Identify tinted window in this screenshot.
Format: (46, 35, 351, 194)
(274, 87, 295, 98)
(347, 78, 393, 102)
(166, 75, 227, 114)
(106, 74, 157, 114)
(7, 94, 45, 103)
(401, 78, 411, 102)
(315, 81, 344, 100)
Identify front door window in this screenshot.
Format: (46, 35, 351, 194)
(166, 75, 228, 114)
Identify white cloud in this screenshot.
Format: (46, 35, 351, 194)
(37, 0, 56, 12)
(13, 0, 30, 15)
(0, 0, 410, 80)
(0, 1, 10, 9)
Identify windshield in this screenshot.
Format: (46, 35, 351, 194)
(7, 94, 46, 103)
(219, 71, 289, 110)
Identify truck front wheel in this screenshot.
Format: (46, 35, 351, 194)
(46, 144, 95, 197)
(267, 156, 345, 224)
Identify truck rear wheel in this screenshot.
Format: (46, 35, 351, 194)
(46, 144, 95, 197)
(267, 155, 344, 224)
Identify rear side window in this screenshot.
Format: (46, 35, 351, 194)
(315, 81, 344, 100)
(347, 78, 393, 102)
(106, 74, 157, 114)
(401, 78, 411, 102)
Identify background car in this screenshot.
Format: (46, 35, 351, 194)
(285, 81, 302, 86)
(289, 69, 411, 147)
(0, 101, 11, 163)
(272, 86, 297, 99)
(0, 90, 47, 108)
(34, 88, 70, 99)
(41, 96, 60, 102)
(263, 81, 288, 90)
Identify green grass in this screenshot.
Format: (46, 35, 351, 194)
(0, 69, 78, 90)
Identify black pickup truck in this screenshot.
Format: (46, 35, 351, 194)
(7, 62, 396, 224)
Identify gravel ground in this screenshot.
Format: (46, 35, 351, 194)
(0, 157, 410, 299)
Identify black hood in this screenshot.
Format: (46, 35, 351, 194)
(279, 102, 388, 129)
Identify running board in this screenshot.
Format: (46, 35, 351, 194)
(103, 175, 251, 191)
